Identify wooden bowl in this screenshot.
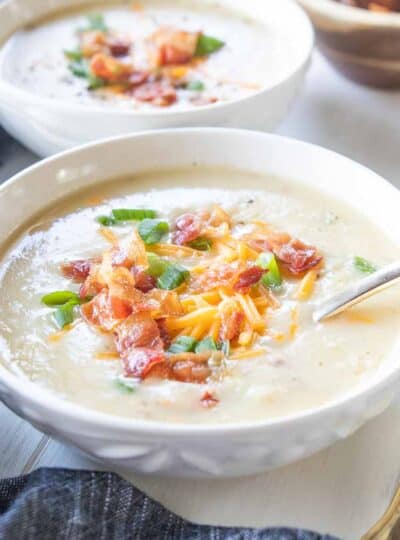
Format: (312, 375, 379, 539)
(298, 0, 400, 88)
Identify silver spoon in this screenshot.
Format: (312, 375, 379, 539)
(313, 261, 400, 323)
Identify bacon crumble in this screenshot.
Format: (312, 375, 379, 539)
(200, 391, 219, 408)
(234, 266, 264, 293)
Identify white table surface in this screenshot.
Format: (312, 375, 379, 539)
(1, 51, 400, 540)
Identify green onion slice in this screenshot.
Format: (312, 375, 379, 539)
(96, 215, 117, 226)
(147, 253, 169, 278)
(257, 252, 282, 289)
(86, 13, 108, 32)
(354, 256, 377, 274)
(138, 219, 169, 245)
(96, 209, 158, 227)
(68, 59, 90, 78)
(114, 377, 137, 393)
(67, 58, 105, 89)
(53, 300, 79, 329)
(87, 75, 106, 90)
(112, 208, 157, 221)
(186, 80, 205, 91)
(169, 336, 198, 354)
(219, 339, 230, 357)
(195, 34, 225, 57)
(195, 337, 218, 353)
(42, 291, 80, 307)
(157, 264, 190, 290)
(189, 237, 212, 251)
(64, 49, 83, 61)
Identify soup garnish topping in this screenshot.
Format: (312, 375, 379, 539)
(41, 205, 324, 390)
(64, 13, 225, 107)
(353, 256, 377, 274)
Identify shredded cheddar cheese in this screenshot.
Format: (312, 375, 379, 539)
(95, 351, 120, 360)
(294, 269, 318, 301)
(289, 305, 299, 339)
(209, 318, 221, 340)
(238, 331, 253, 347)
(238, 241, 258, 262)
(149, 243, 202, 257)
(270, 331, 286, 343)
(47, 327, 71, 343)
(190, 322, 211, 340)
(166, 307, 218, 331)
(235, 294, 265, 332)
(47, 320, 80, 342)
(98, 226, 119, 245)
(230, 349, 266, 360)
(164, 65, 190, 79)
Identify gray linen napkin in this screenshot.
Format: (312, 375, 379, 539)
(0, 468, 340, 539)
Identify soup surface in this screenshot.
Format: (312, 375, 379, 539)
(0, 169, 399, 424)
(0, 1, 292, 110)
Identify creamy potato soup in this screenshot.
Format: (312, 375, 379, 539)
(0, 1, 292, 110)
(0, 169, 400, 424)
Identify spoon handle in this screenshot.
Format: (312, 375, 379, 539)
(313, 261, 400, 323)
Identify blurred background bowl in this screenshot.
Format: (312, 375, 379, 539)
(0, 0, 313, 157)
(298, 0, 400, 88)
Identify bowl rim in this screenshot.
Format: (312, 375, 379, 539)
(0, 0, 314, 118)
(1, 127, 400, 436)
(299, 0, 400, 26)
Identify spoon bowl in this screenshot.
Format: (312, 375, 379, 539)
(314, 261, 400, 322)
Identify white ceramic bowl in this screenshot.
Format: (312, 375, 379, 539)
(1, 128, 400, 478)
(0, 0, 313, 157)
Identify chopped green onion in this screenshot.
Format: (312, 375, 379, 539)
(189, 237, 212, 251)
(354, 256, 377, 274)
(42, 290, 91, 328)
(325, 212, 338, 225)
(96, 215, 117, 226)
(86, 13, 108, 32)
(257, 252, 282, 289)
(195, 337, 218, 353)
(96, 209, 158, 226)
(67, 58, 105, 89)
(169, 336, 198, 354)
(147, 253, 169, 278)
(138, 219, 169, 245)
(219, 339, 230, 357)
(112, 208, 157, 221)
(157, 264, 190, 290)
(68, 59, 90, 78)
(114, 377, 137, 394)
(87, 74, 106, 90)
(186, 80, 205, 91)
(41, 290, 80, 307)
(195, 34, 225, 57)
(53, 300, 79, 329)
(64, 49, 83, 61)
